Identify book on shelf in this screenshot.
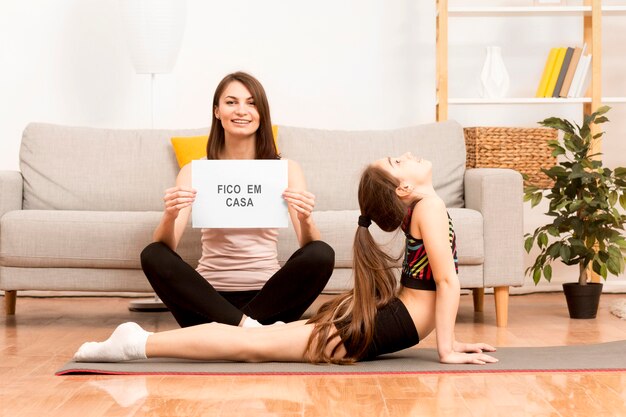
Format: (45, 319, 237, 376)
(567, 53, 589, 97)
(552, 47, 573, 98)
(535, 48, 559, 98)
(573, 54, 592, 97)
(559, 45, 584, 97)
(566, 44, 588, 97)
(544, 47, 566, 98)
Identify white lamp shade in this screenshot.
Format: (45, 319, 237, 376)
(119, 0, 187, 74)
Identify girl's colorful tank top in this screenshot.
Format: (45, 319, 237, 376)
(400, 205, 458, 291)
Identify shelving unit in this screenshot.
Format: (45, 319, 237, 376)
(435, 0, 626, 153)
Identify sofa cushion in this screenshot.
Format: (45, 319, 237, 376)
(278, 208, 483, 268)
(20, 123, 208, 211)
(0, 267, 154, 293)
(0, 210, 202, 269)
(170, 135, 208, 168)
(276, 120, 466, 211)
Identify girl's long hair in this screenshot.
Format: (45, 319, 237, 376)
(207, 72, 279, 160)
(305, 165, 408, 363)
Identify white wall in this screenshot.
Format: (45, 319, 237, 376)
(1, 0, 625, 292)
(0, 0, 434, 171)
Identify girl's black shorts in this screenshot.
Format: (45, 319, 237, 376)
(340, 297, 420, 361)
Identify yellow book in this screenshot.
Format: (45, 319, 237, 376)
(535, 48, 559, 98)
(544, 47, 566, 98)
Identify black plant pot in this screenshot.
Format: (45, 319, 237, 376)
(562, 282, 603, 319)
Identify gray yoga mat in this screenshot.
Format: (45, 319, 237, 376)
(56, 340, 626, 375)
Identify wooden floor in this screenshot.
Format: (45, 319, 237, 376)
(2, 292, 626, 417)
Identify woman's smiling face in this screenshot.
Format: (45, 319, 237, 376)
(214, 80, 260, 139)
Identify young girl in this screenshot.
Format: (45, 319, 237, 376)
(75, 152, 497, 365)
(140, 72, 335, 328)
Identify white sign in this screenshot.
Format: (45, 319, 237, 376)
(191, 160, 289, 228)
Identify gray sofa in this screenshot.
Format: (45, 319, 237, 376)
(0, 121, 524, 326)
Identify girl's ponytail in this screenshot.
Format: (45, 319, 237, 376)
(305, 165, 406, 363)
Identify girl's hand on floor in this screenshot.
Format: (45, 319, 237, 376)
(439, 351, 499, 365)
(453, 341, 496, 353)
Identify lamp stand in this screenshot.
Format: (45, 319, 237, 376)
(129, 73, 168, 313)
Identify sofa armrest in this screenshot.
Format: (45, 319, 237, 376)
(464, 168, 524, 287)
(0, 171, 23, 218)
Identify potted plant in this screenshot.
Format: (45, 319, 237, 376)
(524, 106, 626, 318)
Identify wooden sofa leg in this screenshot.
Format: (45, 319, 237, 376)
(5, 290, 16, 315)
(472, 288, 484, 312)
(494, 286, 509, 327)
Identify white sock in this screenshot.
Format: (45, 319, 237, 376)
(73, 322, 152, 362)
(242, 317, 263, 328)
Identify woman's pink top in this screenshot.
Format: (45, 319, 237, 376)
(195, 228, 281, 291)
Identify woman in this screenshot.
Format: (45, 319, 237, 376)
(76, 151, 497, 365)
(140, 72, 335, 328)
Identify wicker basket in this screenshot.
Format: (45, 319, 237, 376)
(464, 126, 557, 188)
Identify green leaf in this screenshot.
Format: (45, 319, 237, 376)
(524, 185, 538, 194)
(594, 116, 609, 124)
(539, 118, 575, 134)
(599, 251, 609, 263)
(532, 268, 541, 285)
(592, 259, 602, 274)
(547, 226, 559, 237)
(559, 245, 571, 263)
(614, 167, 626, 177)
(543, 264, 552, 281)
(608, 246, 623, 261)
(538, 233, 549, 248)
(524, 236, 534, 253)
(593, 105, 611, 118)
(548, 242, 562, 258)
(607, 256, 620, 276)
(569, 200, 583, 212)
(620, 194, 626, 210)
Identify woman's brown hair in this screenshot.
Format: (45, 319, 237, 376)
(206, 72, 279, 160)
(305, 164, 408, 363)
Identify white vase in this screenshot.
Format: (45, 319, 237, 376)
(480, 46, 510, 99)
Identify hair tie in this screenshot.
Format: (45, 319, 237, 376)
(358, 215, 372, 228)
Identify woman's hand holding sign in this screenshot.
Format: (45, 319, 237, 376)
(163, 186, 197, 219)
(284, 160, 321, 245)
(283, 189, 316, 222)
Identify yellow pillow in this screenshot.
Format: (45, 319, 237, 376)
(171, 125, 280, 168)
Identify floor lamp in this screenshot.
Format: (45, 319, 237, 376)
(119, 0, 187, 311)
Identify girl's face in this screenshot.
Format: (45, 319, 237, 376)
(214, 81, 260, 139)
(375, 151, 432, 188)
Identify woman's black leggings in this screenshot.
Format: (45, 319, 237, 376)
(140, 240, 335, 327)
